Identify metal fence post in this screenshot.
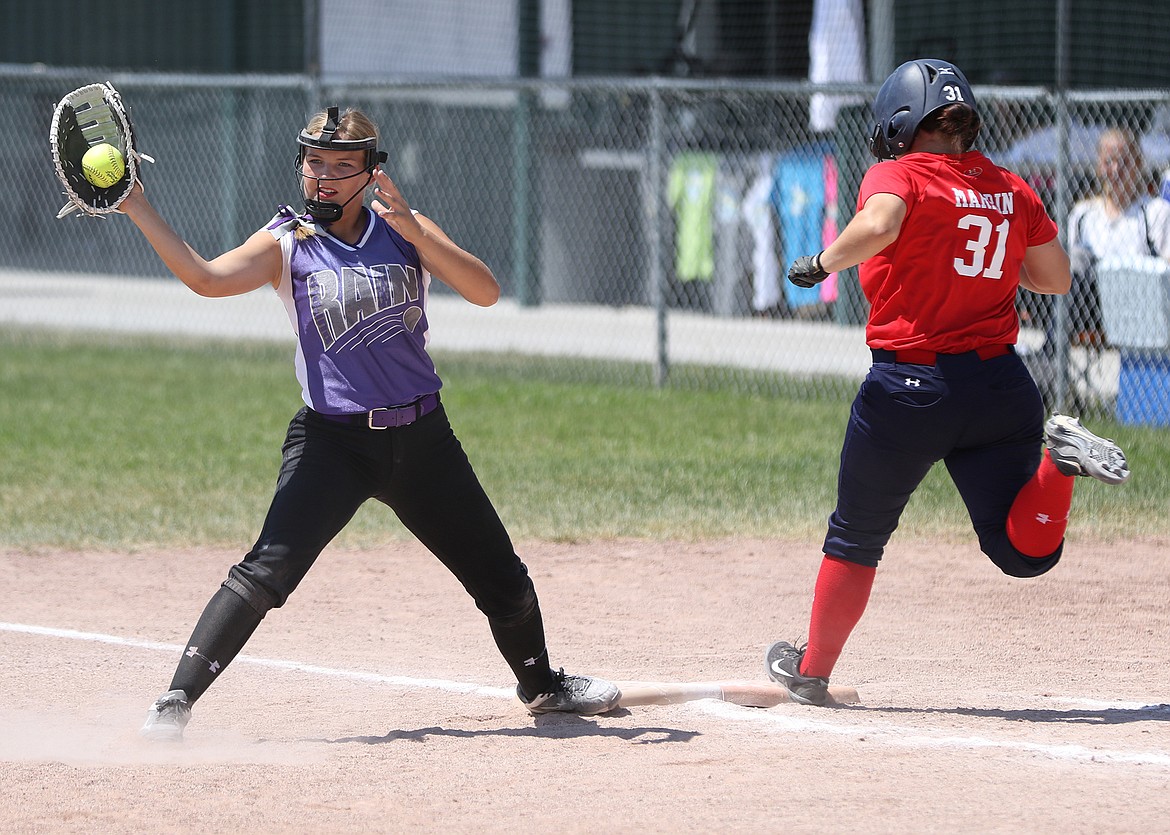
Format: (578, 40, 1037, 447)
(1052, 0, 1072, 412)
(218, 88, 240, 253)
(646, 83, 669, 387)
(512, 87, 538, 306)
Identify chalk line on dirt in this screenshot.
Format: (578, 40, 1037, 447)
(698, 700, 1170, 767)
(0, 621, 513, 699)
(4, 620, 1168, 768)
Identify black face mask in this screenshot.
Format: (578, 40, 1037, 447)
(296, 164, 374, 224)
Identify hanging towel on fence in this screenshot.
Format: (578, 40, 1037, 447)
(668, 152, 718, 281)
(773, 143, 832, 309)
(820, 151, 840, 304)
(743, 160, 781, 312)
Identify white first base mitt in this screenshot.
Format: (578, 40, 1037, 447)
(49, 81, 155, 219)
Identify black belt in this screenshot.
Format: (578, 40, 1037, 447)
(313, 392, 440, 430)
(871, 345, 1013, 365)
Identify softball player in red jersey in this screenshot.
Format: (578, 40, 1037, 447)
(766, 59, 1131, 706)
(124, 107, 619, 740)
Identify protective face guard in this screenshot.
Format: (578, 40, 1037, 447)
(869, 112, 914, 161)
(869, 121, 895, 160)
(295, 106, 388, 223)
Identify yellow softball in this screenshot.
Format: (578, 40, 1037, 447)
(81, 143, 126, 188)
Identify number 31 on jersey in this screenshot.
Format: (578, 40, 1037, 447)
(954, 214, 1009, 280)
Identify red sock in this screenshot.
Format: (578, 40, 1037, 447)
(1006, 449, 1076, 558)
(801, 555, 876, 680)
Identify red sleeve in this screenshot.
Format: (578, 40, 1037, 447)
(858, 161, 918, 210)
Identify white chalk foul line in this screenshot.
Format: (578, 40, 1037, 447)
(699, 700, 1170, 768)
(0, 622, 513, 699)
(4, 620, 1168, 767)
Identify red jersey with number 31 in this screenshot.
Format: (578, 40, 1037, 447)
(857, 150, 1058, 352)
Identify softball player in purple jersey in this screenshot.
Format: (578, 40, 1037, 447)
(122, 107, 620, 740)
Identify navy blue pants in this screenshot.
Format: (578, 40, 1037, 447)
(823, 350, 1062, 578)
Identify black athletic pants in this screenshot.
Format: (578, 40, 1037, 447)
(168, 402, 554, 703)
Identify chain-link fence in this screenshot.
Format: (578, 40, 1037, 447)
(5, 66, 1170, 424)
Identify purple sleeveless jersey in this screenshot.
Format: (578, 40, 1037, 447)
(265, 206, 442, 414)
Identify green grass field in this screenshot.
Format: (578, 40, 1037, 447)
(2, 327, 1166, 549)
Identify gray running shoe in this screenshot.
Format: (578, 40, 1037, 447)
(1045, 414, 1130, 484)
(140, 689, 191, 741)
(517, 669, 621, 716)
(765, 641, 829, 706)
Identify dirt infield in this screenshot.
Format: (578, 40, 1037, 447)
(3, 537, 1168, 834)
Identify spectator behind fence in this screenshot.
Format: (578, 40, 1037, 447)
(1066, 127, 1170, 344)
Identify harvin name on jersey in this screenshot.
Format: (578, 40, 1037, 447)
(952, 189, 1015, 215)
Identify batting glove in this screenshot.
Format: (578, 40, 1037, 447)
(788, 252, 829, 288)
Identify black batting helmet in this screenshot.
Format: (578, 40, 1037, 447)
(869, 59, 977, 160)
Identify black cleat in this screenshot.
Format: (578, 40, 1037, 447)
(765, 641, 829, 706)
